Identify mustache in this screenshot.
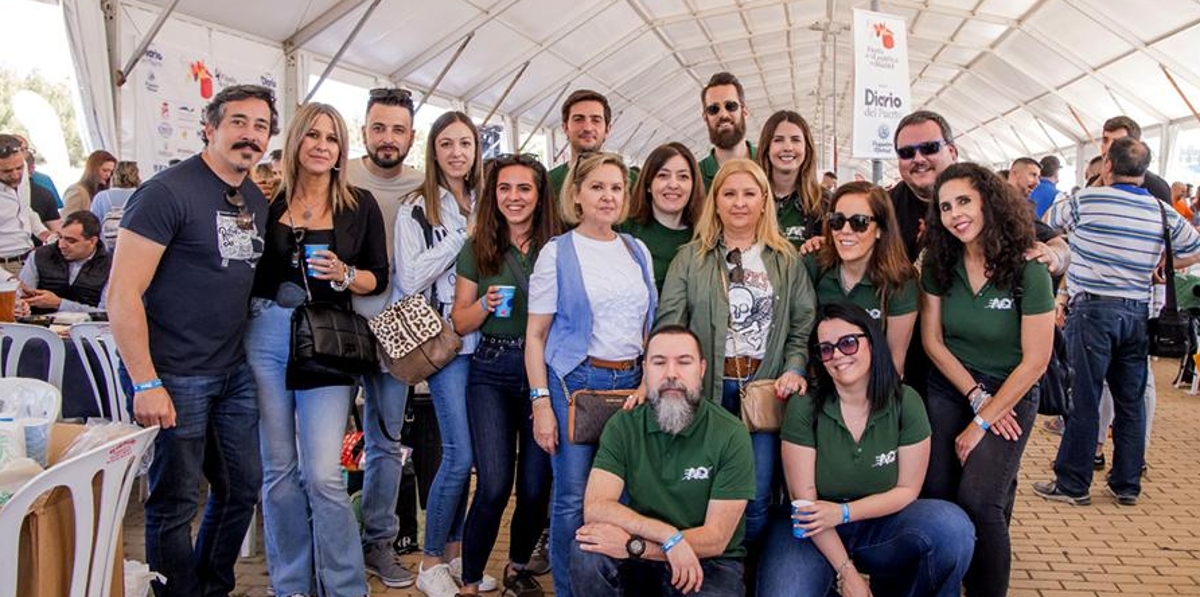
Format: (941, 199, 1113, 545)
(232, 140, 264, 152)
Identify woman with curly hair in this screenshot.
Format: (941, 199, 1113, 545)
(756, 110, 827, 247)
(919, 162, 1054, 597)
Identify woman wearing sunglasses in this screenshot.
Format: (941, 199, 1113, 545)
(393, 111, 491, 597)
(920, 163, 1054, 597)
(621, 142, 705, 291)
(756, 110, 827, 248)
(526, 152, 656, 597)
(245, 102, 389, 597)
(807, 181, 917, 373)
(450, 154, 562, 597)
(656, 158, 815, 545)
(758, 302, 974, 597)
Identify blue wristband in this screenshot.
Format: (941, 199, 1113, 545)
(661, 532, 684, 554)
(841, 503, 851, 525)
(973, 415, 990, 431)
(133, 378, 164, 393)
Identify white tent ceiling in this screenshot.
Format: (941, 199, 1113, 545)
(125, 0, 1200, 173)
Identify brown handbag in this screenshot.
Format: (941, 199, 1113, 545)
(739, 379, 784, 433)
(568, 389, 631, 444)
(369, 295, 463, 385)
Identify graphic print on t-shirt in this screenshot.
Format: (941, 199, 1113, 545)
(725, 246, 773, 358)
(215, 211, 263, 268)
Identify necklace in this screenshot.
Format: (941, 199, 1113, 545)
(291, 195, 325, 227)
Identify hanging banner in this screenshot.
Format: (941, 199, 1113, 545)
(851, 9, 912, 159)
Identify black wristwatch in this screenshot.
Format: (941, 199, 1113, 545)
(625, 536, 646, 559)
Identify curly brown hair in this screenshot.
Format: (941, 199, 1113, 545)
(922, 162, 1034, 294)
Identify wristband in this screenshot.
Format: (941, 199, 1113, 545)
(973, 415, 990, 431)
(841, 503, 851, 525)
(133, 378, 164, 393)
(529, 387, 550, 402)
(661, 532, 684, 554)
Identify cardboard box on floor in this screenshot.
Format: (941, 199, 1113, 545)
(16, 422, 125, 597)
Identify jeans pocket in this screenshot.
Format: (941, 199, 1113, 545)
(249, 297, 272, 319)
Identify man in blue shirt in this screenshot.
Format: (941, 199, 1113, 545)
(1029, 155, 1062, 219)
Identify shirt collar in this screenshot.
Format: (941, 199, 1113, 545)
(1112, 183, 1151, 196)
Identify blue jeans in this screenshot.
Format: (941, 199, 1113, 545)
(757, 500, 974, 597)
(1055, 297, 1149, 497)
(570, 542, 745, 597)
(461, 336, 552, 585)
(122, 361, 261, 597)
(245, 300, 366, 597)
(359, 369, 409, 546)
(548, 361, 643, 597)
(423, 354, 473, 556)
(721, 378, 776, 545)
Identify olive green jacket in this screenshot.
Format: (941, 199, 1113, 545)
(655, 240, 817, 400)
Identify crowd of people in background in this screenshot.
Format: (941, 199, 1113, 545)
(2, 66, 1196, 597)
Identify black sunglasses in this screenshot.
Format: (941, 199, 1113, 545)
(225, 188, 255, 230)
(290, 226, 307, 269)
(369, 87, 414, 106)
(0, 144, 21, 159)
(494, 152, 542, 167)
(726, 248, 745, 285)
(895, 140, 947, 160)
(705, 100, 741, 116)
(817, 333, 869, 363)
(827, 212, 876, 233)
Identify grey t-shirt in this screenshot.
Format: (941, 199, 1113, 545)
(346, 157, 423, 318)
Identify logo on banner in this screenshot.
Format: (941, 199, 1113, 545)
(190, 61, 214, 99)
(872, 23, 895, 50)
(157, 122, 174, 138)
(144, 71, 159, 93)
(144, 48, 164, 67)
(877, 124, 890, 140)
(260, 74, 277, 89)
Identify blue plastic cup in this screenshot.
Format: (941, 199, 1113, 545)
(792, 499, 814, 539)
(305, 244, 330, 277)
(494, 285, 516, 318)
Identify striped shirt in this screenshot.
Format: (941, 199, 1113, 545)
(1047, 183, 1200, 301)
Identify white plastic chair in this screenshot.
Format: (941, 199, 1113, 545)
(0, 322, 66, 390)
(0, 425, 160, 597)
(69, 322, 132, 423)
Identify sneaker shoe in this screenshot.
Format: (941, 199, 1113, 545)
(1043, 416, 1065, 435)
(418, 563, 461, 597)
(503, 566, 544, 597)
(1105, 485, 1139, 506)
(364, 542, 415, 588)
(1093, 453, 1106, 470)
(448, 557, 498, 592)
(1032, 481, 1091, 505)
(526, 530, 550, 576)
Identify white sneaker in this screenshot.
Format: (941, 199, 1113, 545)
(416, 562, 460, 597)
(448, 557, 499, 592)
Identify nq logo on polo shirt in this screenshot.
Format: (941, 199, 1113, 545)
(682, 466, 711, 481)
(985, 298, 1015, 310)
(874, 450, 897, 468)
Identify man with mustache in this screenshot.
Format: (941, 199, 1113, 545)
(346, 87, 424, 588)
(571, 326, 755, 597)
(1008, 156, 1041, 200)
(698, 72, 755, 191)
(108, 84, 276, 597)
(548, 89, 618, 197)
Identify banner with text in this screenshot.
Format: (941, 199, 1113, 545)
(852, 9, 912, 159)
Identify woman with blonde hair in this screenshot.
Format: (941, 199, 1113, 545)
(245, 101, 389, 597)
(656, 157, 816, 544)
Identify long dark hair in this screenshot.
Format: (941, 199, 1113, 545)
(810, 303, 903, 416)
(756, 110, 823, 217)
(922, 162, 1035, 294)
(80, 150, 117, 198)
(628, 142, 704, 228)
(473, 156, 563, 277)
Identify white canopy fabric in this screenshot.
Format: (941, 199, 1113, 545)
(85, 0, 1200, 176)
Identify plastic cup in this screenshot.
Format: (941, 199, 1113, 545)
(0, 279, 17, 323)
(304, 244, 330, 278)
(791, 499, 814, 539)
(493, 285, 516, 318)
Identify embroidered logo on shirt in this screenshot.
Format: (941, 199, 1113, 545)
(985, 298, 1014, 310)
(873, 450, 897, 468)
(682, 466, 711, 481)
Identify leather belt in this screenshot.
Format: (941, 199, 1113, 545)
(588, 357, 639, 371)
(0, 250, 30, 265)
(724, 356, 762, 378)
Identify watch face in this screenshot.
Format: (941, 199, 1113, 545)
(627, 537, 645, 558)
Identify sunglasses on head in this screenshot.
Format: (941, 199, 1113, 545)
(289, 226, 307, 269)
(726, 247, 745, 285)
(817, 333, 868, 363)
(0, 144, 21, 159)
(705, 100, 741, 116)
(224, 188, 255, 231)
(493, 152, 542, 167)
(369, 87, 414, 106)
(895, 140, 947, 160)
(827, 212, 876, 233)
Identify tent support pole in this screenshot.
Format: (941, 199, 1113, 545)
(1161, 65, 1200, 128)
(519, 83, 570, 153)
(115, 0, 181, 86)
(482, 61, 530, 126)
(304, 0, 383, 102)
(417, 33, 474, 113)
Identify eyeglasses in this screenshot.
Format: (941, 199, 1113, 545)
(290, 226, 307, 269)
(705, 100, 741, 116)
(817, 333, 868, 362)
(827, 212, 876, 233)
(225, 188, 255, 230)
(726, 248, 745, 285)
(895, 140, 947, 160)
(369, 87, 414, 107)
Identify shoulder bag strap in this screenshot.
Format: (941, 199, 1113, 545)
(503, 249, 530, 295)
(1157, 200, 1179, 312)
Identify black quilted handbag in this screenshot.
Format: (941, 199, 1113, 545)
(291, 301, 379, 377)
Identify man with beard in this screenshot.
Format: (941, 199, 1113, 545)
(108, 84, 276, 597)
(698, 72, 755, 191)
(548, 89, 617, 196)
(571, 326, 755, 597)
(1008, 156, 1041, 200)
(346, 87, 424, 587)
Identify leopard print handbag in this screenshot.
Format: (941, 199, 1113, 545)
(369, 295, 463, 385)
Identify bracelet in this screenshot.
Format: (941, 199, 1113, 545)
(841, 503, 851, 525)
(529, 387, 550, 402)
(133, 378, 164, 393)
(835, 558, 854, 582)
(973, 415, 990, 431)
(331, 265, 355, 292)
(661, 532, 684, 554)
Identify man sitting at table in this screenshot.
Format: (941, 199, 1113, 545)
(17, 210, 110, 313)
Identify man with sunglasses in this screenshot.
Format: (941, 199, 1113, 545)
(698, 72, 755, 191)
(0, 134, 55, 276)
(108, 84, 277, 597)
(548, 89, 620, 197)
(347, 86, 424, 588)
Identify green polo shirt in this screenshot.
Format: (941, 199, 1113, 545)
(618, 218, 693, 291)
(455, 240, 537, 338)
(921, 259, 1054, 380)
(805, 255, 918, 324)
(780, 386, 930, 503)
(548, 161, 639, 200)
(699, 142, 757, 192)
(592, 399, 756, 558)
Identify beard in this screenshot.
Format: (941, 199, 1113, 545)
(649, 380, 702, 435)
(708, 117, 746, 150)
(368, 144, 408, 169)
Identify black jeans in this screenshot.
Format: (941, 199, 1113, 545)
(923, 368, 1038, 597)
(461, 336, 552, 585)
(571, 542, 745, 597)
